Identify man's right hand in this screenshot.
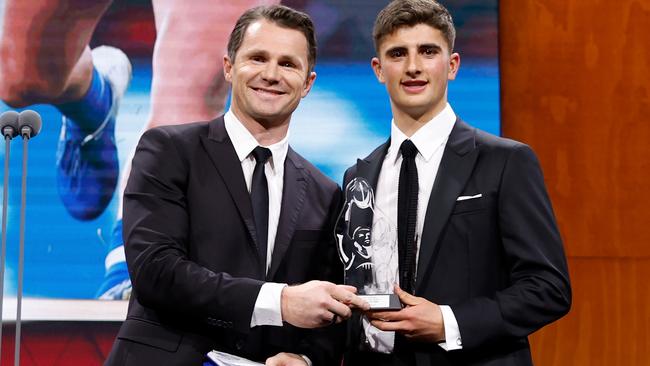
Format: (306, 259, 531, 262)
(280, 280, 369, 328)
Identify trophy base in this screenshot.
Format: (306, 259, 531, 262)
(359, 293, 401, 310)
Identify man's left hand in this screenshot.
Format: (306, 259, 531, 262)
(265, 352, 307, 366)
(366, 284, 445, 343)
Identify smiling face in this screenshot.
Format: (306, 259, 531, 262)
(372, 23, 459, 122)
(224, 20, 316, 128)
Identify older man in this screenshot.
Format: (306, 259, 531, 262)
(106, 5, 367, 366)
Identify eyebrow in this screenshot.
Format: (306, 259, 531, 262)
(245, 48, 305, 67)
(278, 54, 302, 65)
(244, 48, 269, 57)
(384, 42, 443, 56)
(419, 43, 442, 51)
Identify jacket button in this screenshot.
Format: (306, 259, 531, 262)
(236, 340, 245, 350)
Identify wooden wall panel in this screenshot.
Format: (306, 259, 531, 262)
(529, 258, 650, 365)
(499, 0, 650, 364)
(499, 0, 650, 258)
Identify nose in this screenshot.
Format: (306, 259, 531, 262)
(405, 54, 421, 78)
(261, 62, 280, 84)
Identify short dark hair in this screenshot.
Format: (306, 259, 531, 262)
(227, 5, 317, 73)
(373, 0, 456, 53)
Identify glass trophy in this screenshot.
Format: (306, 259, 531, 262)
(336, 178, 401, 310)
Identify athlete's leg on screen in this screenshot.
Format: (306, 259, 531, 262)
(0, 0, 132, 221)
(97, 0, 279, 299)
(148, 0, 279, 127)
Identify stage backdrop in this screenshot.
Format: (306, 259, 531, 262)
(0, 0, 498, 310)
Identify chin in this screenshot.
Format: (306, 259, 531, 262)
(252, 111, 288, 124)
(399, 100, 432, 112)
(251, 107, 282, 118)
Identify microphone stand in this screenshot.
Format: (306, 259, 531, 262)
(0, 134, 10, 362)
(14, 130, 30, 366)
(13, 110, 41, 366)
(0, 111, 19, 362)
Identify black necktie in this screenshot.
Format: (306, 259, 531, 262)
(398, 140, 418, 294)
(251, 146, 272, 274)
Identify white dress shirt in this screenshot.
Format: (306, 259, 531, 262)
(223, 111, 287, 328)
(363, 103, 462, 353)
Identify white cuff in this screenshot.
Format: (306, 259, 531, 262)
(250, 282, 287, 327)
(300, 354, 313, 366)
(437, 305, 463, 351)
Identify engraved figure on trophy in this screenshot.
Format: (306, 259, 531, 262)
(336, 177, 400, 309)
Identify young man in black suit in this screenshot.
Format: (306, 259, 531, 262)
(106, 5, 368, 366)
(342, 1, 571, 365)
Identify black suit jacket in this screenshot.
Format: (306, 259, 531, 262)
(106, 116, 344, 366)
(343, 119, 571, 366)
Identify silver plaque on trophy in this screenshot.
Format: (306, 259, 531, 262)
(336, 177, 401, 310)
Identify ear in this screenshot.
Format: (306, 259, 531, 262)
(371, 57, 385, 83)
(301, 71, 317, 98)
(447, 52, 460, 81)
(223, 55, 233, 83)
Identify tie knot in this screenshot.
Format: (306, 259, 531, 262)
(400, 140, 418, 160)
(252, 146, 272, 164)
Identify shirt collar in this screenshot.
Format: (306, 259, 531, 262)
(387, 103, 456, 164)
(224, 110, 289, 172)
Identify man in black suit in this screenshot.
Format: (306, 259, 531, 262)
(106, 5, 368, 366)
(342, 1, 571, 365)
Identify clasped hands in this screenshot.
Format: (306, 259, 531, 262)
(268, 282, 446, 365)
(280, 280, 369, 328)
(279, 281, 445, 342)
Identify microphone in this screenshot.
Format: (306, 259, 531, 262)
(0, 110, 20, 138)
(14, 109, 41, 366)
(0, 110, 20, 361)
(17, 109, 42, 139)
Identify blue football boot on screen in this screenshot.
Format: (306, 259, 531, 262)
(96, 219, 132, 300)
(56, 46, 132, 220)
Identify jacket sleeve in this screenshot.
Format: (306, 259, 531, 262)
(297, 184, 347, 366)
(123, 127, 264, 334)
(452, 144, 572, 349)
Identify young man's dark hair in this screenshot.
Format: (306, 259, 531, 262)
(373, 0, 456, 53)
(227, 4, 317, 73)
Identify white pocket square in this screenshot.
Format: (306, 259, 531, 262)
(456, 194, 482, 201)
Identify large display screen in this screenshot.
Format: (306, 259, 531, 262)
(0, 0, 498, 307)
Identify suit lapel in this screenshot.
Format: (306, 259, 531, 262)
(357, 140, 390, 198)
(268, 142, 390, 280)
(268, 147, 308, 280)
(199, 117, 260, 257)
(416, 119, 479, 292)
